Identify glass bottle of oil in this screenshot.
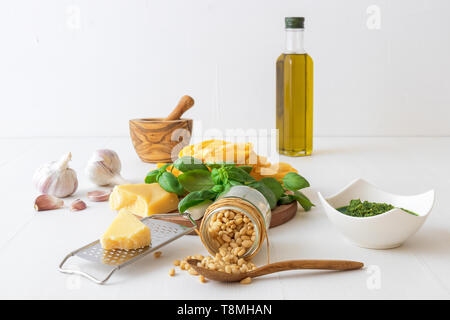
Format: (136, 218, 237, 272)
(276, 17, 313, 156)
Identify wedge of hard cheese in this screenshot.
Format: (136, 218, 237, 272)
(109, 183, 179, 217)
(100, 210, 151, 250)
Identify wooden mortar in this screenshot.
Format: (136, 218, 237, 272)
(129, 96, 194, 163)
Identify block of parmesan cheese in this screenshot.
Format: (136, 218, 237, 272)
(109, 183, 179, 217)
(100, 209, 151, 250)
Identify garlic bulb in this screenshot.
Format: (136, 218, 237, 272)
(85, 149, 127, 186)
(33, 152, 78, 198)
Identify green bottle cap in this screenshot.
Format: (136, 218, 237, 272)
(285, 17, 305, 29)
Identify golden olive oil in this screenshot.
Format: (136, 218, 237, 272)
(276, 17, 313, 156)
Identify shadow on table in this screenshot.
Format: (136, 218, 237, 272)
(395, 227, 450, 257)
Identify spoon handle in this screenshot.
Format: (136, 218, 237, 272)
(249, 260, 364, 278)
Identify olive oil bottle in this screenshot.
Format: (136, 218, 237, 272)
(276, 17, 313, 156)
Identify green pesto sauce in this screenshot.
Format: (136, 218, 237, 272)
(337, 199, 419, 218)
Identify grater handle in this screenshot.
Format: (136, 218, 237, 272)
(58, 252, 118, 285)
(148, 212, 198, 229)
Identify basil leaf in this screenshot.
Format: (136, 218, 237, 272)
(260, 177, 284, 201)
(159, 163, 171, 171)
(216, 183, 231, 199)
(278, 191, 314, 211)
(248, 181, 277, 209)
(283, 172, 310, 191)
(211, 168, 228, 185)
(292, 191, 314, 211)
(278, 195, 296, 205)
(206, 162, 236, 169)
(178, 169, 215, 192)
(178, 190, 217, 213)
(173, 156, 208, 172)
(211, 184, 224, 193)
(158, 171, 185, 196)
(145, 169, 160, 184)
(225, 166, 255, 183)
(238, 165, 253, 174)
(229, 180, 243, 186)
(145, 164, 171, 184)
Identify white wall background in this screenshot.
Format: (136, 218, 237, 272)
(1, 0, 449, 138)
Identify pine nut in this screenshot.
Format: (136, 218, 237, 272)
(188, 268, 199, 276)
(169, 268, 175, 277)
(240, 277, 252, 285)
(242, 240, 253, 248)
(207, 263, 216, 270)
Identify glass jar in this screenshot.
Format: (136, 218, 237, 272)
(199, 186, 271, 259)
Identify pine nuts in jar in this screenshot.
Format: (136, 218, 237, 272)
(175, 186, 271, 284)
(199, 186, 271, 260)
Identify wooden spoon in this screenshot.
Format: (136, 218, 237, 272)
(187, 259, 364, 282)
(165, 95, 195, 121)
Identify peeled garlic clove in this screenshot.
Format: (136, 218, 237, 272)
(33, 152, 78, 198)
(87, 190, 111, 202)
(34, 195, 64, 211)
(70, 199, 87, 211)
(85, 149, 128, 186)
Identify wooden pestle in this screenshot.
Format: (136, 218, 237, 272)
(165, 95, 195, 120)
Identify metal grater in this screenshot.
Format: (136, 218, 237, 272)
(58, 213, 197, 284)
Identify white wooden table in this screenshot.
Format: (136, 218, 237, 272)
(1, 137, 449, 299)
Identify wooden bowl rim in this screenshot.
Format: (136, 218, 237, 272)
(129, 118, 193, 124)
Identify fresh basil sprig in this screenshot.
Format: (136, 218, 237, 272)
(145, 159, 314, 213)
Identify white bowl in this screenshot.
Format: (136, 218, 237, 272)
(318, 179, 434, 249)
